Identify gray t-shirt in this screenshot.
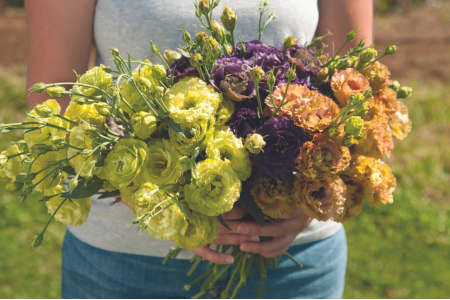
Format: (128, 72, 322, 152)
(67, 0, 342, 258)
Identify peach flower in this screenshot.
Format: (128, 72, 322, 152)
(335, 178, 364, 223)
(389, 101, 412, 140)
(354, 115, 394, 159)
(365, 86, 400, 118)
(331, 68, 371, 107)
(361, 61, 392, 94)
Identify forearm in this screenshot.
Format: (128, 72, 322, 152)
(25, 0, 96, 112)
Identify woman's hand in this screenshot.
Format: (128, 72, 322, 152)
(217, 205, 312, 258)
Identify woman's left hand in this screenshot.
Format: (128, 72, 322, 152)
(217, 205, 312, 258)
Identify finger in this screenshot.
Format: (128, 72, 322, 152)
(278, 205, 306, 219)
(212, 233, 260, 245)
(191, 246, 234, 264)
(240, 232, 295, 256)
(221, 204, 248, 220)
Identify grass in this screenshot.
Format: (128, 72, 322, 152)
(0, 68, 449, 298)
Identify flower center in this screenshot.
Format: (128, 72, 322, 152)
(184, 98, 196, 109)
(310, 186, 326, 200)
(206, 177, 222, 197)
(152, 160, 167, 172)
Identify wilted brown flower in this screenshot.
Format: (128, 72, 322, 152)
(293, 174, 347, 221)
(335, 177, 363, 223)
(251, 174, 297, 218)
(331, 68, 371, 107)
(264, 83, 340, 134)
(296, 133, 351, 179)
(354, 115, 394, 159)
(389, 101, 412, 140)
(365, 86, 400, 118)
(361, 61, 392, 93)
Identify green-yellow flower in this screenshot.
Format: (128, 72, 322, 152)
(45, 185, 91, 226)
(163, 77, 221, 124)
(71, 65, 112, 102)
(131, 111, 158, 140)
(137, 139, 188, 186)
(206, 126, 252, 181)
(132, 182, 188, 241)
(63, 101, 105, 129)
(0, 145, 25, 181)
(119, 180, 141, 208)
(31, 149, 68, 192)
(215, 97, 234, 126)
(105, 138, 149, 189)
(168, 117, 215, 156)
(184, 159, 241, 216)
(67, 123, 96, 177)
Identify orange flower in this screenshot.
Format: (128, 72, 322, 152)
(331, 68, 371, 107)
(354, 115, 394, 159)
(296, 133, 351, 179)
(264, 83, 340, 134)
(335, 178, 363, 223)
(389, 101, 412, 140)
(365, 86, 400, 118)
(293, 174, 346, 222)
(361, 61, 392, 93)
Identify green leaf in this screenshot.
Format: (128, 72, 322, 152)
(109, 198, 122, 206)
(177, 47, 191, 58)
(237, 183, 266, 227)
(62, 166, 76, 176)
(61, 176, 103, 199)
(217, 215, 231, 231)
(97, 190, 120, 199)
(166, 118, 186, 138)
(177, 201, 189, 221)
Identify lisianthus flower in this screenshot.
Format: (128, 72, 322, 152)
(293, 174, 347, 222)
(172, 207, 219, 250)
(45, 185, 91, 226)
(119, 180, 141, 208)
(105, 138, 149, 189)
(340, 154, 396, 208)
(63, 101, 106, 129)
(168, 56, 198, 83)
(250, 173, 297, 218)
(335, 177, 364, 223)
(215, 97, 234, 127)
(206, 126, 252, 181)
(264, 83, 340, 134)
(235, 40, 281, 61)
(25, 99, 67, 149)
(67, 123, 96, 177)
(331, 68, 371, 107)
(354, 115, 394, 159)
(250, 117, 307, 179)
(284, 45, 323, 77)
(163, 76, 221, 124)
(210, 62, 256, 102)
(131, 111, 158, 140)
(0, 145, 26, 181)
(31, 149, 67, 192)
(365, 86, 399, 118)
(184, 159, 241, 216)
(227, 107, 264, 139)
(137, 138, 188, 186)
(71, 65, 112, 102)
(389, 101, 412, 140)
(296, 133, 351, 179)
(361, 61, 392, 93)
(132, 182, 188, 241)
(168, 117, 215, 156)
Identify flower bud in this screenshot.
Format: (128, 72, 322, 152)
(385, 45, 398, 55)
(150, 41, 160, 55)
(364, 89, 372, 99)
(153, 86, 165, 98)
(6, 181, 24, 192)
(34, 104, 55, 118)
(397, 86, 412, 99)
(286, 68, 296, 82)
(210, 20, 225, 41)
(349, 93, 365, 106)
(195, 32, 208, 46)
(244, 133, 266, 154)
(198, 0, 210, 15)
(103, 66, 112, 73)
(318, 67, 329, 78)
(31, 234, 44, 250)
(195, 8, 202, 18)
(359, 48, 378, 64)
(19, 195, 27, 203)
(68, 178, 78, 193)
(152, 65, 167, 80)
(283, 36, 298, 49)
(30, 144, 52, 155)
(131, 111, 158, 140)
(26, 173, 37, 182)
(346, 26, 358, 41)
(347, 57, 359, 68)
(221, 6, 236, 32)
(317, 55, 328, 64)
(22, 185, 34, 195)
(181, 30, 191, 43)
(341, 136, 355, 147)
(110, 48, 120, 57)
(344, 116, 364, 136)
(30, 82, 46, 93)
(189, 53, 203, 68)
(51, 136, 66, 149)
(267, 71, 276, 88)
(205, 37, 221, 56)
(355, 103, 369, 115)
(389, 80, 400, 92)
(164, 50, 181, 65)
(327, 127, 339, 139)
(250, 66, 265, 82)
(94, 102, 112, 117)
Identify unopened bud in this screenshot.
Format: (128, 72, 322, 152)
(250, 66, 265, 82)
(180, 29, 191, 43)
(150, 41, 160, 55)
(94, 102, 112, 117)
(244, 133, 266, 154)
(349, 93, 365, 106)
(103, 66, 112, 73)
(318, 67, 329, 78)
(389, 80, 400, 92)
(22, 185, 34, 195)
(355, 103, 369, 115)
(164, 50, 181, 65)
(205, 37, 221, 56)
(31, 234, 44, 250)
(221, 6, 236, 32)
(341, 136, 355, 147)
(189, 53, 203, 68)
(198, 0, 210, 15)
(73, 98, 87, 105)
(110, 48, 120, 57)
(397, 86, 412, 99)
(344, 116, 364, 136)
(34, 104, 55, 118)
(211, 20, 225, 41)
(286, 68, 296, 82)
(19, 195, 27, 203)
(359, 48, 378, 64)
(267, 71, 276, 88)
(195, 32, 208, 46)
(347, 57, 359, 68)
(6, 181, 24, 192)
(68, 178, 78, 192)
(346, 26, 358, 42)
(327, 127, 339, 139)
(283, 36, 298, 49)
(385, 45, 397, 55)
(30, 82, 46, 93)
(26, 173, 37, 182)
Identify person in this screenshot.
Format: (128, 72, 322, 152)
(25, 0, 373, 298)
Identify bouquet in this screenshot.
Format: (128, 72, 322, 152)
(0, 0, 413, 298)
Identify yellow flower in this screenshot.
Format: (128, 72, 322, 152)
(251, 174, 297, 218)
(331, 68, 371, 107)
(71, 65, 112, 102)
(131, 111, 158, 140)
(45, 185, 91, 226)
(119, 180, 141, 209)
(163, 76, 221, 124)
(389, 101, 412, 140)
(365, 86, 399, 118)
(63, 101, 105, 129)
(354, 115, 394, 159)
(67, 123, 95, 177)
(31, 149, 67, 192)
(215, 97, 234, 126)
(168, 117, 215, 156)
(0, 145, 25, 181)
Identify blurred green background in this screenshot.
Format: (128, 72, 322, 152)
(1, 0, 450, 298)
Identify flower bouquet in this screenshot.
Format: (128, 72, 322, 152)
(0, 0, 413, 298)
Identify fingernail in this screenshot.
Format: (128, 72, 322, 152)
(250, 235, 259, 242)
(241, 245, 250, 252)
(238, 225, 249, 234)
(225, 257, 234, 264)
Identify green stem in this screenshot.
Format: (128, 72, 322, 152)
(187, 256, 203, 277)
(356, 53, 388, 71)
(50, 82, 109, 97)
(230, 30, 236, 52)
(54, 114, 78, 125)
(272, 79, 292, 117)
(183, 269, 213, 291)
(254, 80, 264, 119)
(283, 251, 303, 268)
(6, 152, 29, 159)
(324, 40, 349, 68)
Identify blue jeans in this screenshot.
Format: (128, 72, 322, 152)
(62, 227, 347, 298)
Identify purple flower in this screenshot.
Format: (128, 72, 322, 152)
(285, 45, 323, 77)
(228, 107, 264, 138)
(250, 117, 308, 179)
(168, 56, 198, 83)
(235, 40, 281, 60)
(210, 62, 256, 102)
